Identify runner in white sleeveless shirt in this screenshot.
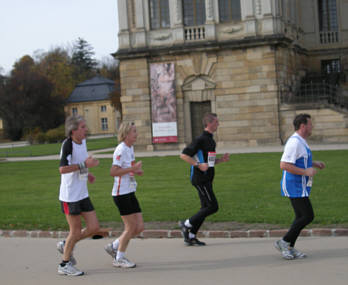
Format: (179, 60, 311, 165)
(104, 122, 144, 268)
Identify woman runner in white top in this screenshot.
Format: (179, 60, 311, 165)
(104, 122, 144, 268)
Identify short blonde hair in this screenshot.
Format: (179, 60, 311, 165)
(117, 122, 135, 142)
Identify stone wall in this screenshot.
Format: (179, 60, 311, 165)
(120, 46, 287, 150)
(280, 107, 348, 143)
(213, 46, 280, 147)
(119, 58, 153, 149)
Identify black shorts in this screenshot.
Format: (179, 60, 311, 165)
(113, 192, 141, 216)
(60, 197, 95, 215)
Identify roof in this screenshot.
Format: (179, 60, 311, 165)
(67, 76, 115, 103)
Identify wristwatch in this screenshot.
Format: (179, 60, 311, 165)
(195, 161, 200, 167)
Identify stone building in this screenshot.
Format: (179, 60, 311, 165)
(65, 76, 121, 135)
(114, 0, 348, 150)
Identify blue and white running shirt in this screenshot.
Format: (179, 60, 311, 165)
(280, 133, 313, 198)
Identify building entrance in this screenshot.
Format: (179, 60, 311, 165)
(190, 101, 211, 139)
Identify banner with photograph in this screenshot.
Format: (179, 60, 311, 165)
(150, 63, 177, 143)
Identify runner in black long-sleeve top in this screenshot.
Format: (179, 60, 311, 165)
(179, 113, 230, 246)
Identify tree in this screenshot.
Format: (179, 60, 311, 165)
(71, 37, 97, 80)
(0, 56, 65, 140)
(37, 48, 77, 99)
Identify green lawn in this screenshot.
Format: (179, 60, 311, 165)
(0, 137, 117, 157)
(0, 150, 347, 230)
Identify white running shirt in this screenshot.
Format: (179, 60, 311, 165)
(59, 138, 89, 202)
(111, 142, 137, 196)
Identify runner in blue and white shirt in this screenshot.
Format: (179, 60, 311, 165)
(275, 113, 325, 260)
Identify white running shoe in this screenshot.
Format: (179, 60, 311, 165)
(56, 240, 77, 265)
(274, 239, 294, 260)
(58, 261, 84, 276)
(104, 243, 117, 259)
(112, 257, 136, 268)
(289, 247, 307, 259)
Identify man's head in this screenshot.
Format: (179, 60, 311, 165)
(203, 112, 219, 133)
(293, 113, 312, 138)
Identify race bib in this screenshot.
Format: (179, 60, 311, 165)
(79, 168, 88, 181)
(129, 162, 137, 190)
(129, 174, 137, 190)
(208, 152, 216, 167)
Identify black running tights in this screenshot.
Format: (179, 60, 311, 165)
(189, 181, 219, 235)
(283, 197, 314, 247)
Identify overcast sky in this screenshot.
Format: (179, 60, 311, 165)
(0, 0, 119, 74)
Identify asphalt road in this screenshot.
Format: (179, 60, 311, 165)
(1, 236, 347, 285)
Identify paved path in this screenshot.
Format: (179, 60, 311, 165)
(1, 236, 347, 285)
(3, 143, 348, 162)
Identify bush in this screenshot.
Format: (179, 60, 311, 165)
(24, 127, 41, 145)
(35, 132, 47, 144)
(45, 125, 65, 143)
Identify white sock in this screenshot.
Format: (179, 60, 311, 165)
(116, 251, 125, 260)
(112, 239, 119, 250)
(184, 219, 192, 228)
(189, 232, 195, 239)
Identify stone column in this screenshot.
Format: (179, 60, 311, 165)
(205, 0, 216, 40)
(242, 0, 257, 36)
(171, 0, 184, 44)
(260, 0, 275, 34)
(133, 0, 146, 47)
(117, 0, 130, 49)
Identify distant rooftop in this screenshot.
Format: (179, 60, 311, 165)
(67, 76, 115, 103)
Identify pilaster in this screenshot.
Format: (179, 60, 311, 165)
(133, 0, 146, 47)
(171, 0, 185, 44)
(242, 0, 257, 36)
(205, 0, 216, 40)
(117, 0, 130, 49)
(260, 0, 274, 34)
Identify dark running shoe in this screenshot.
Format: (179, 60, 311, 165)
(186, 238, 206, 246)
(179, 220, 190, 242)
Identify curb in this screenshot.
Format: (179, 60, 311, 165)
(1, 228, 348, 239)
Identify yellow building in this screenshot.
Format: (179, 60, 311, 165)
(64, 76, 121, 135)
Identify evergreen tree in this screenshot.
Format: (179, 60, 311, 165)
(71, 37, 97, 80)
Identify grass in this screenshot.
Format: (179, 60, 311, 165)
(0, 137, 117, 157)
(0, 150, 347, 230)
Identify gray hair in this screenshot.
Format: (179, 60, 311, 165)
(117, 122, 135, 142)
(65, 115, 85, 137)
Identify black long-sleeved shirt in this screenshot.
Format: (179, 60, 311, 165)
(182, 131, 216, 184)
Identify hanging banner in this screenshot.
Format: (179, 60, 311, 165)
(150, 63, 177, 143)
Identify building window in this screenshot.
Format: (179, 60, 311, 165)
(318, 0, 338, 43)
(149, 0, 170, 29)
(318, 0, 338, 32)
(183, 0, 206, 26)
(101, 105, 107, 112)
(218, 0, 241, 22)
(321, 59, 340, 75)
(101, 118, 108, 131)
(72, 108, 78, 116)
